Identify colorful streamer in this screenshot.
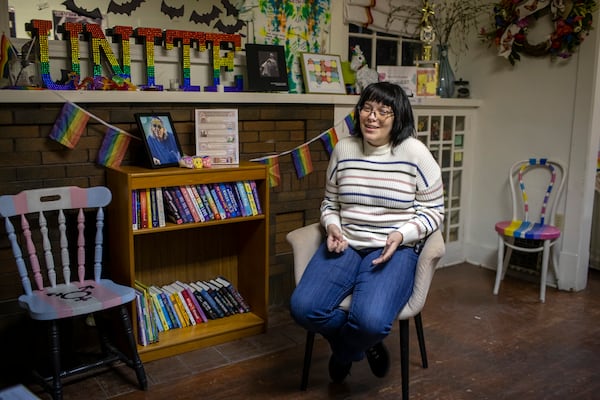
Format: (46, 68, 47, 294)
(291, 144, 314, 179)
(48, 102, 90, 149)
(97, 127, 131, 168)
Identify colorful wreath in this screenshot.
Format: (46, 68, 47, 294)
(482, 0, 597, 65)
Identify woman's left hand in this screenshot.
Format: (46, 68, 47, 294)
(372, 231, 404, 265)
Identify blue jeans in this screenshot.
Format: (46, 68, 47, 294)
(290, 242, 418, 364)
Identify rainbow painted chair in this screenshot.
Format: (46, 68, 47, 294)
(493, 158, 566, 303)
(0, 186, 147, 400)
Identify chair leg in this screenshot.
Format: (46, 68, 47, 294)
(399, 319, 409, 400)
(540, 240, 551, 303)
(117, 304, 148, 390)
(300, 331, 315, 391)
(493, 236, 505, 295)
(48, 319, 63, 400)
(413, 313, 428, 369)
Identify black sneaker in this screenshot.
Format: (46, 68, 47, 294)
(366, 342, 390, 378)
(328, 354, 352, 383)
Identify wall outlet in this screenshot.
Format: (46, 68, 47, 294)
(555, 213, 564, 230)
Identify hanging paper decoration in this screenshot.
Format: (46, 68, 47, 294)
(320, 127, 338, 156)
(291, 144, 314, 179)
(258, 156, 281, 188)
(97, 127, 131, 168)
(48, 102, 91, 149)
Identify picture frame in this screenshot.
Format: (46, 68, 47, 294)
(245, 44, 289, 92)
(299, 52, 346, 94)
(135, 113, 183, 168)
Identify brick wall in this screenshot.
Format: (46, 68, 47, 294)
(0, 102, 334, 313)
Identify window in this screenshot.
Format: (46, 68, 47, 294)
(348, 24, 422, 68)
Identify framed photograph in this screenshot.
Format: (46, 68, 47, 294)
(245, 44, 289, 92)
(300, 53, 346, 94)
(135, 113, 183, 168)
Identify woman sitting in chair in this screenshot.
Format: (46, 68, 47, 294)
(290, 82, 444, 383)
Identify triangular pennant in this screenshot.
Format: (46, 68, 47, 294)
(344, 110, 356, 134)
(320, 127, 338, 156)
(257, 156, 281, 187)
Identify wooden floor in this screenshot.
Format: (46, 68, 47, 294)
(26, 263, 600, 399)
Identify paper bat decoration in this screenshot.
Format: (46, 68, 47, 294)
(107, 0, 146, 16)
(214, 19, 245, 34)
(62, 0, 102, 19)
(189, 6, 221, 25)
(221, 0, 238, 17)
(161, 0, 184, 19)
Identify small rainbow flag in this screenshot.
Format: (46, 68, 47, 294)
(258, 156, 281, 187)
(291, 144, 313, 179)
(320, 127, 338, 156)
(48, 102, 90, 149)
(344, 110, 355, 133)
(0, 33, 17, 83)
(97, 127, 130, 168)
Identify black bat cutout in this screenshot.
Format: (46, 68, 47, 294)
(161, 0, 184, 19)
(107, 0, 146, 16)
(62, 0, 102, 19)
(214, 19, 245, 35)
(221, 0, 238, 17)
(189, 5, 222, 25)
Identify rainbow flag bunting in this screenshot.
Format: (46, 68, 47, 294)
(258, 156, 281, 187)
(0, 33, 17, 83)
(344, 110, 355, 133)
(48, 102, 90, 149)
(97, 127, 130, 168)
(291, 144, 313, 179)
(320, 127, 338, 156)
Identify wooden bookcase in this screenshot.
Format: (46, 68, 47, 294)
(105, 162, 269, 362)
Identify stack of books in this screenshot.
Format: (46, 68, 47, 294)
(132, 180, 262, 229)
(133, 276, 250, 346)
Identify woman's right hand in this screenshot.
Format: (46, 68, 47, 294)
(326, 224, 348, 253)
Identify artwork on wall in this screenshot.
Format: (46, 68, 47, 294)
(299, 53, 345, 94)
(245, 44, 289, 92)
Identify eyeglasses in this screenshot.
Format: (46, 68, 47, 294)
(359, 105, 394, 119)
(151, 124, 163, 129)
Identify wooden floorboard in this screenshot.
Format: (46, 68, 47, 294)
(28, 263, 600, 399)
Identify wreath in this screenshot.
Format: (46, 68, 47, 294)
(482, 0, 597, 65)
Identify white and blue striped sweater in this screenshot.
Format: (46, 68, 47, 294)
(321, 136, 445, 250)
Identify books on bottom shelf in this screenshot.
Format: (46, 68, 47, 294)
(131, 180, 262, 229)
(133, 276, 251, 344)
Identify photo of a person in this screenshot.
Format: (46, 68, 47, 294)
(259, 51, 279, 78)
(143, 116, 181, 166)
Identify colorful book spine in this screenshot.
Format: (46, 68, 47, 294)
(150, 188, 159, 228)
(190, 185, 210, 222)
(171, 187, 194, 223)
(208, 184, 228, 220)
(155, 187, 166, 227)
(149, 290, 169, 331)
(180, 186, 202, 222)
(176, 281, 208, 323)
(217, 276, 251, 312)
(249, 180, 263, 214)
(162, 189, 184, 225)
(198, 281, 231, 316)
(220, 183, 241, 217)
(152, 286, 181, 329)
(134, 290, 148, 345)
(243, 181, 258, 215)
(162, 285, 190, 327)
(195, 185, 215, 220)
(211, 183, 231, 218)
(191, 282, 224, 318)
(199, 184, 221, 220)
(235, 181, 252, 217)
(145, 188, 153, 229)
(132, 190, 138, 230)
(139, 188, 149, 228)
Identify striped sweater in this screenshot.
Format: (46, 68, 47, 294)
(321, 136, 444, 250)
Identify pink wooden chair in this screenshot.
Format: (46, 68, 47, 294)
(494, 158, 566, 302)
(0, 186, 147, 400)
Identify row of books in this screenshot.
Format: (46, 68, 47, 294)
(133, 276, 250, 346)
(132, 180, 262, 230)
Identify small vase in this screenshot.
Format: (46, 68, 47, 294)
(437, 45, 455, 98)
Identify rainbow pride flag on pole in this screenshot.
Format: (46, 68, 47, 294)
(48, 102, 90, 149)
(320, 127, 338, 156)
(291, 144, 313, 179)
(97, 127, 130, 168)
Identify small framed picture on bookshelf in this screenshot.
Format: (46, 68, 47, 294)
(299, 52, 346, 94)
(245, 44, 289, 92)
(135, 113, 183, 168)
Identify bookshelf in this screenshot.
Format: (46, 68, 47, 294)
(106, 162, 269, 362)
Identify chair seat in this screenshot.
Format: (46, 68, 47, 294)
(495, 220, 561, 240)
(18, 279, 136, 321)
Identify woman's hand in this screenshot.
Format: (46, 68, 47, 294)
(372, 231, 404, 265)
(326, 224, 348, 253)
